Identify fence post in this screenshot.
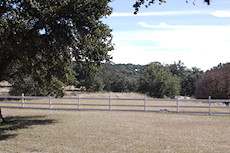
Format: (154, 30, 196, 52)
(22, 93, 24, 108)
(49, 95, 52, 109)
(144, 96, 146, 111)
(109, 95, 111, 111)
(176, 96, 179, 113)
(78, 95, 80, 110)
(209, 96, 211, 115)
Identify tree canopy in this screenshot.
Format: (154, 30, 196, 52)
(138, 62, 181, 98)
(0, 0, 113, 96)
(195, 63, 230, 101)
(72, 61, 204, 98)
(168, 61, 203, 96)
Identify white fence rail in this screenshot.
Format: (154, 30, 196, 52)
(0, 94, 230, 115)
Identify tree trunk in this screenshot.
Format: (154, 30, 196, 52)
(0, 107, 4, 122)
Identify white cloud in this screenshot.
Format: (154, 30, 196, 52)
(111, 10, 208, 17)
(138, 22, 168, 28)
(138, 22, 230, 30)
(110, 12, 135, 17)
(211, 10, 230, 17)
(111, 23, 230, 70)
(138, 22, 189, 29)
(111, 10, 230, 18)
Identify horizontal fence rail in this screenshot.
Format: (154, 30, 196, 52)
(0, 94, 230, 115)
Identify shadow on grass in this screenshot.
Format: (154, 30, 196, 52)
(0, 116, 57, 141)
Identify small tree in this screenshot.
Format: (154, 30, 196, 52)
(195, 63, 230, 105)
(138, 62, 180, 98)
(168, 61, 204, 96)
(164, 75, 181, 99)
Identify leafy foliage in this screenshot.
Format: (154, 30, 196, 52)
(168, 61, 204, 96)
(138, 62, 181, 98)
(0, 0, 113, 96)
(73, 63, 140, 92)
(9, 75, 64, 97)
(73, 61, 204, 98)
(195, 63, 230, 100)
(97, 64, 140, 92)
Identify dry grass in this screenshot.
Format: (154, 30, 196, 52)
(1, 108, 230, 153)
(0, 81, 11, 96)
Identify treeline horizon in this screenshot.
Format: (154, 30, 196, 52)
(73, 61, 204, 98)
(8, 60, 230, 100)
(72, 61, 230, 100)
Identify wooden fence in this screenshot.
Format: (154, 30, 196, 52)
(0, 94, 230, 115)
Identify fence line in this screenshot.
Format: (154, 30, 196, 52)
(0, 94, 230, 115)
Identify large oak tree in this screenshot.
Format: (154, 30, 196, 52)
(0, 0, 113, 121)
(0, 0, 113, 81)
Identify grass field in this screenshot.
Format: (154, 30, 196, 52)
(1, 108, 230, 153)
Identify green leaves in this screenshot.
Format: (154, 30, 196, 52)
(168, 61, 204, 96)
(1, 0, 113, 96)
(138, 62, 181, 98)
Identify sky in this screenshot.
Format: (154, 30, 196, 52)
(103, 0, 230, 71)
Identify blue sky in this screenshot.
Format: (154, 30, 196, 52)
(104, 0, 230, 70)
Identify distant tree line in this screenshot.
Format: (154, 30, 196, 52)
(73, 61, 205, 99)
(9, 60, 230, 100)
